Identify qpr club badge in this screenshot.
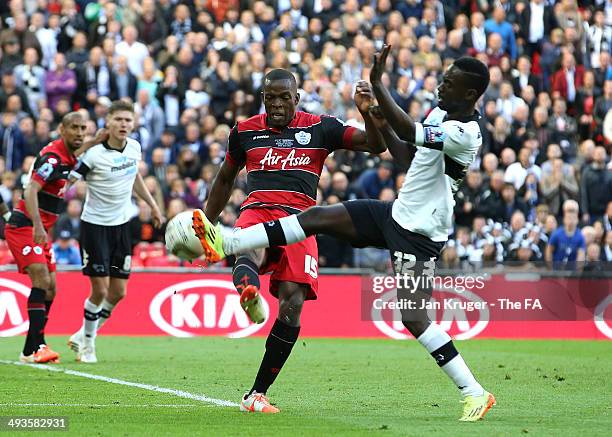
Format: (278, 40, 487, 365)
(294, 131, 311, 145)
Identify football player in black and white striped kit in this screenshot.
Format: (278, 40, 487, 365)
(68, 100, 164, 363)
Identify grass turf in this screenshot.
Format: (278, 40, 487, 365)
(0, 336, 610, 436)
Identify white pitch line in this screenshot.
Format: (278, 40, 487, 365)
(0, 360, 239, 408)
(0, 403, 202, 408)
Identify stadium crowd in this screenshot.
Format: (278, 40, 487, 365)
(0, 0, 611, 272)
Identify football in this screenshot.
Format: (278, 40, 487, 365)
(165, 210, 205, 261)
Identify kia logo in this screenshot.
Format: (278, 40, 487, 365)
(149, 279, 269, 338)
(594, 295, 612, 339)
(372, 287, 489, 340)
(0, 278, 30, 337)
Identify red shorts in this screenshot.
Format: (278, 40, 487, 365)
(4, 226, 56, 274)
(235, 207, 319, 300)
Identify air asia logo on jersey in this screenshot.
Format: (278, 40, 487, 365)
(294, 131, 311, 145)
(594, 295, 612, 339)
(149, 279, 270, 338)
(371, 287, 489, 340)
(259, 148, 312, 170)
(0, 278, 30, 337)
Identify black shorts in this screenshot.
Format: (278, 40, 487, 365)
(343, 199, 445, 274)
(79, 220, 132, 279)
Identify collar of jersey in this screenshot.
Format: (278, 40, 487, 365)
(264, 113, 298, 133)
(443, 110, 481, 123)
(102, 140, 127, 153)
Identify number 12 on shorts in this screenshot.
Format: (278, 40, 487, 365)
(304, 254, 318, 279)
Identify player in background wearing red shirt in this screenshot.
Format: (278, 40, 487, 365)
(195, 69, 386, 412)
(4, 113, 108, 363)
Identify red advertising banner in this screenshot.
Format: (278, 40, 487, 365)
(0, 272, 610, 340)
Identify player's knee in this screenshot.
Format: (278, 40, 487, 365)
(278, 288, 306, 326)
(90, 281, 109, 300)
(236, 250, 265, 269)
(27, 264, 51, 290)
(401, 314, 430, 338)
(108, 284, 127, 302)
(300, 206, 326, 226)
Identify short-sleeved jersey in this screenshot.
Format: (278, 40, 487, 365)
(9, 139, 77, 230)
(392, 107, 482, 242)
(226, 111, 356, 212)
(70, 138, 141, 226)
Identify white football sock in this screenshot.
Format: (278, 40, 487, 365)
(96, 299, 116, 331)
(83, 299, 101, 344)
(417, 323, 484, 398)
(224, 215, 307, 255)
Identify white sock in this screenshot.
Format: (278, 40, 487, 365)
(224, 215, 307, 255)
(97, 299, 116, 331)
(417, 323, 484, 398)
(83, 299, 101, 344)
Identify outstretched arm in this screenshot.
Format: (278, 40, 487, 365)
(370, 45, 417, 143)
(204, 159, 241, 223)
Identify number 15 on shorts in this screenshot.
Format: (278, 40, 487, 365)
(304, 254, 318, 279)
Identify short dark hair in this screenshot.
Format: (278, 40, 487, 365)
(108, 100, 134, 115)
(264, 68, 297, 89)
(453, 57, 490, 99)
(61, 111, 85, 126)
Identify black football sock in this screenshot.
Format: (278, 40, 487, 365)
(23, 288, 47, 355)
(233, 257, 261, 293)
(41, 299, 53, 345)
(250, 319, 300, 395)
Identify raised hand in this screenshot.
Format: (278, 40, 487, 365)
(354, 80, 375, 113)
(368, 105, 388, 129)
(370, 44, 392, 84)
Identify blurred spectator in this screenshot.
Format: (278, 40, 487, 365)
(455, 170, 484, 228)
(485, 7, 517, 60)
(54, 198, 83, 240)
(52, 230, 82, 266)
(580, 146, 612, 224)
(14, 48, 46, 117)
(551, 53, 584, 108)
(357, 161, 394, 199)
(45, 53, 77, 113)
(112, 56, 138, 101)
(546, 200, 586, 267)
(115, 25, 149, 77)
(156, 65, 184, 129)
(540, 158, 579, 217)
(130, 199, 164, 246)
(504, 147, 541, 189)
(0, 35, 24, 71)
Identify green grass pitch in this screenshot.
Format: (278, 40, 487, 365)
(0, 337, 610, 436)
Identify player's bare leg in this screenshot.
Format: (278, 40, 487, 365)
(241, 281, 307, 413)
(20, 263, 59, 363)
